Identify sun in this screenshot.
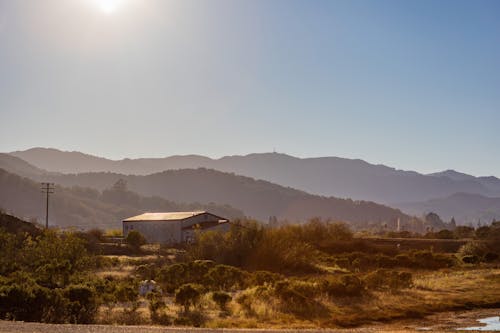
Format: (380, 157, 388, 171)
(94, 0, 125, 14)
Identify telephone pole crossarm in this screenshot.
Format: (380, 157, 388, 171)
(41, 182, 55, 229)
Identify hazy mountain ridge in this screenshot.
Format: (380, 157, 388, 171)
(1, 152, 410, 225)
(10, 148, 500, 205)
(394, 192, 500, 225)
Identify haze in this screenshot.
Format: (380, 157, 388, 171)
(0, 0, 499, 176)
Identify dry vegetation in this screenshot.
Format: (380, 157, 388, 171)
(1, 214, 499, 329)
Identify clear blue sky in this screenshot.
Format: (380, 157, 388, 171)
(0, 0, 499, 176)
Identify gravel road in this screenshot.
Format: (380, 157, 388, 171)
(0, 321, 417, 333)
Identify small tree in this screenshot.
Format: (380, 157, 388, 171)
(175, 284, 202, 313)
(126, 230, 146, 250)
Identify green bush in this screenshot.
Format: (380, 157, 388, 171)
(64, 284, 99, 324)
(147, 291, 170, 325)
(126, 230, 146, 249)
(206, 265, 248, 291)
(175, 283, 203, 313)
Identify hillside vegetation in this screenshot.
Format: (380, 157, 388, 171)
(37, 168, 410, 224)
(0, 168, 243, 229)
(0, 214, 499, 328)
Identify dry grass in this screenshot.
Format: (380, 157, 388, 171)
(204, 268, 500, 328)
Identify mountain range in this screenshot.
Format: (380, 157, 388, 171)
(0, 152, 409, 227)
(10, 148, 500, 205)
(3, 147, 500, 225)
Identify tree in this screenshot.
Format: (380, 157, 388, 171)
(126, 230, 146, 249)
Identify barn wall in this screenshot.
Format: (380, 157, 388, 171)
(123, 220, 182, 244)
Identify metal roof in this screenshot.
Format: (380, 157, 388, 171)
(123, 211, 208, 222)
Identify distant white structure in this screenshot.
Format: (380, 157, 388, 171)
(139, 280, 161, 296)
(122, 211, 229, 244)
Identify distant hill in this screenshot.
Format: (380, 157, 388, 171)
(0, 168, 244, 229)
(0, 153, 49, 178)
(30, 168, 410, 224)
(394, 192, 500, 225)
(10, 148, 500, 204)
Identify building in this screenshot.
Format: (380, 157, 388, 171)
(122, 211, 230, 244)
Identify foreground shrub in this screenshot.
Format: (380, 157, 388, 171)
(64, 284, 99, 324)
(147, 291, 170, 325)
(459, 241, 488, 259)
(364, 269, 413, 291)
(125, 230, 146, 250)
(175, 283, 203, 313)
(321, 274, 365, 297)
(212, 291, 232, 312)
(273, 280, 326, 318)
(206, 265, 248, 291)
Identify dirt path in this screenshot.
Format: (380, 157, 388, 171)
(0, 308, 498, 333)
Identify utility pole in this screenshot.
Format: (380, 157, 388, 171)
(41, 183, 55, 229)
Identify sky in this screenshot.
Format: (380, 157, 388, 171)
(0, 0, 499, 176)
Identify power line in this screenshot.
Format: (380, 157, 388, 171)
(41, 183, 55, 229)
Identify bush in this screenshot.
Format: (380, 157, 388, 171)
(175, 284, 203, 313)
(250, 270, 283, 286)
(147, 291, 170, 325)
(458, 241, 488, 259)
(64, 284, 99, 324)
(212, 291, 231, 312)
(461, 255, 480, 264)
(126, 230, 146, 249)
(206, 265, 248, 291)
(321, 274, 365, 297)
(364, 269, 413, 291)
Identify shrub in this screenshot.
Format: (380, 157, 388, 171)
(461, 255, 480, 264)
(364, 269, 412, 291)
(250, 270, 283, 286)
(321, 274, 365, 297)
(458, 241, 488, 259)
(147, 291, 170, 325)
(64, 284, 99, 324)
(206, 265, 248, 291)
(212, 291, 231, 312)
(126, 230, 146, 250)
(175, 283, 203, 313)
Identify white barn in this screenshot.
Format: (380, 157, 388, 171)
(122, 211, 230, 244)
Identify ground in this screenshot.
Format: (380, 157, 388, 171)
(0, 308, 498, 332)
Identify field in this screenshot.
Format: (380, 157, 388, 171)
(1, 217, 499, 329)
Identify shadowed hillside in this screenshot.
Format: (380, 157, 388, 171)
(38, 168, 410, 224)
(0, 168, 244, 229)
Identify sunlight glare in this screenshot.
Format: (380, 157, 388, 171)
(94, 0, 124, 14)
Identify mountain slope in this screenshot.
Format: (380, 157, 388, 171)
(394, 192, 500, 225)
(37, 168, 410, 224)
(10, 148, 500, 204)
(0, 168, 244, 229)
(0, 153, 49, 178)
